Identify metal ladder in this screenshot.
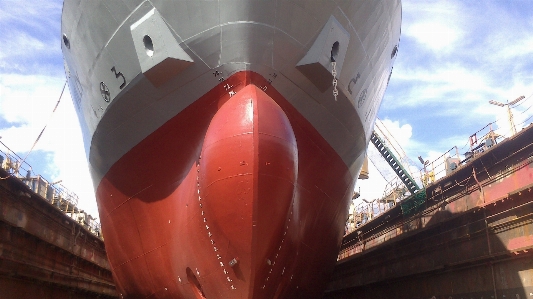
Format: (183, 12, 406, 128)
(370, 131, 420, 195)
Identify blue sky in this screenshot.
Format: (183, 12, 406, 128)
(0, 0, 91, 212)
(1, 1, 533, 217)
(358, 0, 533, 200)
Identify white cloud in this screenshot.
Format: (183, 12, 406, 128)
(0, 1, 60, 27)
(353, 1, 533, 227)
(0, 1, 62, 74)
(2, 0, 533, 227)
(492, 34, 533, 61)
(403, 1, 466, 53)
(0, 0, 97, 216)
(387, 1, 533, 120)
(407, 22, 463, 53)
(0, 73, 98, 217)
(391, 63, 494, 106)
(356, 118, 418, 202)
(0, 74, 61, 128)
(387, 57, 533, 125)
(0, 31, 48, 61)
(377, 118, 413, 151)
(355, 153, 388, 201)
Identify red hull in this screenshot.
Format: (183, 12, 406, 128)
(97, 72, 355, 298)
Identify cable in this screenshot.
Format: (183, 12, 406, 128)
(1, 80, 67, 180)
(517, 114, 533, 128)
(459, 122, 493, 150)
(512, 91, 533, 108)
(517, 100, 533, 116)
(367, 155, 389, 183)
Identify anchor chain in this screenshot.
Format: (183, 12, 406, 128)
(332, 61, 338, 101)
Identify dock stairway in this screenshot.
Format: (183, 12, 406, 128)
(370, 131, 420, 195)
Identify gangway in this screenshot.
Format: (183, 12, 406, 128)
(369, 131, 420, 194)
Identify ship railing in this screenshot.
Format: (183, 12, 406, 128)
(0, 140, 102, 239)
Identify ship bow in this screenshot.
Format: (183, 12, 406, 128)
(198, 84, 298, 298)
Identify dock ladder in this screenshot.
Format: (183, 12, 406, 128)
(370, 131, 420, 195)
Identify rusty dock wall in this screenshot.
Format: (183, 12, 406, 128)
(0, 167, 117, 298)
(325, 125, 533, 299)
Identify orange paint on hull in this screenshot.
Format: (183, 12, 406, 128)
(96, 72, 355, 298)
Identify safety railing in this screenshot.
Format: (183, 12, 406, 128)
(346, 122, 503, 234)
(419, 123, 501, 187)
(0, 140, 102, 239)
(345, 177, 409, 234)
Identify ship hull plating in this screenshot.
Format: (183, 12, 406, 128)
(97, 72, 354, 298)
(61, 1, 401, 298)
